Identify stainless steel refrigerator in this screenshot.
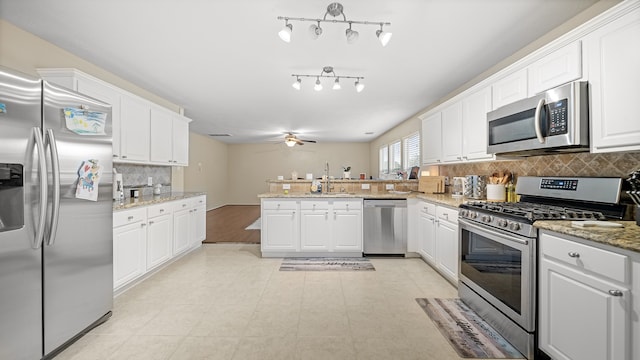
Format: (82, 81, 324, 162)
(0, 66, 113, 359)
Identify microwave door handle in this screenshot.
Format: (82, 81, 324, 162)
(534, 98, 546, 143)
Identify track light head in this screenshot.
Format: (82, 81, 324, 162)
(314, 77, 323, 91)
(345, 24, 359, 44)
(376, 25, 392, 47)
(309, 21, 323, 40)
(333, 78, 341, 90)
(279, 21, 293, 42)
(354, 80, 365, 92)
(292, 77, 301, 90)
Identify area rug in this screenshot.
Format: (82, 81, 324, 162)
(279, 257, 375, 271)
(416, 298, 523, 359)
(244, 217, 261, 230)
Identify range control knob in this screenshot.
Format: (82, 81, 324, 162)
(481, 215, 493, 223)
(459, 210, 468, 217)
(508, 222, 521, 231)
(468, 211, 478, 219)
(497, 219, 508, 227)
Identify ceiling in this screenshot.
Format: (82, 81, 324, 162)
(0, 0, 600, 144)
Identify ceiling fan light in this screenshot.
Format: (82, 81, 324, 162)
(285, 139, 297, 147)
(278, 23, 293, 43)
(292, 78, 301, 90)
(332, 78, 341, 90)
(314, 78, 323, 91)
(376, 28, 392, 47)
(345, 28, 359, 44)
(355, 80, 365, 93)
(309, 22, 323, 40)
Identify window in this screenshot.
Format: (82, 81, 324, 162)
(379, 132, 421, 177)
(379, 145, 389, 175)
(403, 132, 421, 170)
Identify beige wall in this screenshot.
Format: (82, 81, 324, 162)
(183, 133, 229, 209)
(226, 143, 370, 205)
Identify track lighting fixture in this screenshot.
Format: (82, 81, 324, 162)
(291, 66, 364, 92)
(277, 3, 391, 46)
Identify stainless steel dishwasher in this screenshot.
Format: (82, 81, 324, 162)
(363, 199, 407, 256)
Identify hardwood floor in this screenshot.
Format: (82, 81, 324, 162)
(203, 205, 260, 244)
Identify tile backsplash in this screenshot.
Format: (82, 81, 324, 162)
(115, 164, 172, 196)
(439, 152, 640, 179)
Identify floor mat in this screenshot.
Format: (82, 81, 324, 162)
(416, 298, 524, 359)
(279, 257, 375, 271)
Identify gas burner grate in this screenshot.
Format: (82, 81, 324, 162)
(462, 201, 606, 221)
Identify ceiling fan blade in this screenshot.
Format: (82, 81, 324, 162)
(300, 139, 316, 143)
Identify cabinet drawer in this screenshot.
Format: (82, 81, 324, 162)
(300, 200, 330, 210)
(113, 208, 146, 227)
(419, 201, 436, 216)
(193, 195, 206, 207)
(147, 203, 172, 218)
(173, 199, 193, 212)
(262, 200, 298, 210)
(332, 200, 361, 211)
(540, 233, 628, 284)
(436, 206, 458, 223)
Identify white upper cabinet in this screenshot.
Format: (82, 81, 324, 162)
(172, 115, 190, 166)
(120, 94, 151, 162)
(421, 112, 442, 164)
(528, 41, 582, 95)
(441, 101, 463, 163)
(492, 68, 528, 110)
(462, 86, 494, 161)
(585, 5, 640, 153)
(150, 106, 174, 164)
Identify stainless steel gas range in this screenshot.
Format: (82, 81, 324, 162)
(457, 176, 625, 359)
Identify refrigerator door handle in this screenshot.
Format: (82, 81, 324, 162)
(33, 127, 48, 249)
(45, 128, 61, 246)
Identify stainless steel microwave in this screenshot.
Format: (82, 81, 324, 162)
(487, 81, 589, 156)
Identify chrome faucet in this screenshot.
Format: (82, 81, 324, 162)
(324, 161, 331, 193)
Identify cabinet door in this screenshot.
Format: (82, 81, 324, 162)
(421, 112, 442, 164)
(173, 208, 191, 256)
(150, 107, 174, 164)
(300, 211, 331, 251)
(528, 41, 582, 95)
(120, 95, 151, 162)
(76, 78, 122, 159)
(193, 205, 206, 243)
(492, 68, 528, 110)
(462, 87, 494, 161)
(435, 219, 459, 284)
(146, 214, 173, 271)
(418, 212, 436, 265)
(441, 102, 463, 163)
(262, 210, 298, 251)
(586, 8, 640, 153)
(539, 258, 629, 360)
(113, 222, 147, 290)
(332, 210, 362, 252)
(172, 116, 190, 166)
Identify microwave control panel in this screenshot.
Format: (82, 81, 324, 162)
(548, 99, 568, 136)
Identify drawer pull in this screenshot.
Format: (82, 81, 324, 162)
(148, 221, 154, 225)
(608, 290, 623, 297)
(182, 204, 187, 207)
(568, 252, 580, 258)
(141, 223, 146, 227)
(127, 216, 134, 221)
(160, 209, 165, 213)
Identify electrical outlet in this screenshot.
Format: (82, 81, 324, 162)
(361, 183, 370, 190)
(282, 184, 291, 190)
(147, 177, 153, 186)
(385, 184, 394, 190)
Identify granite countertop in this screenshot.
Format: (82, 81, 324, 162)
(416, 193, 466, 209)
(113, 192, 205, 211)
(535, 220, 640, 253)
(258, 191, 420, 200)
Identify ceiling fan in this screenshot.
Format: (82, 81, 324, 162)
(284, 133, 317, 147)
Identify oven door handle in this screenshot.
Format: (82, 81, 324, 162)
(534, 98, 546, 144)
(459, 218, 529, 246)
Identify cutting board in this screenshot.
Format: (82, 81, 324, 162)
(419, 176, 446, 194)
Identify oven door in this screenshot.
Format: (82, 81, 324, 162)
(458, 218, 535, 332)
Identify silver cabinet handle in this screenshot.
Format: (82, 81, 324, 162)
(32, 127, 48, 249)
(45, 129, 60, 246)
(608, 290, 623, 297)
(113, 154, 118, 158)
(568, 252, 580, 258)
(121, 155, 128, 159)
(160, 209, 165, 213)
(182, 204, 187, 207)
(141, 223, 147, 227)
(128, 216, 134, 221)
(148, 221, 155, 225)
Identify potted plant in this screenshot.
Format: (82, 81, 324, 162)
(342, 166, 351, 179)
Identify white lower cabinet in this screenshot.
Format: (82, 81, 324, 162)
(262, 198, 362, 256)
(539, 231, 631, 360)
(413, 199, 458, 285)
(113, 208, 147, 291)
(146, 203, 173, 271)
(172, 200, 192, 256)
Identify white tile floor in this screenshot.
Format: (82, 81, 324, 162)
(57, 244, 470, 360)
